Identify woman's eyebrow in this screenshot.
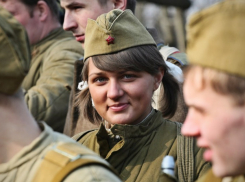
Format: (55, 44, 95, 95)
(88, 72, 105, 77)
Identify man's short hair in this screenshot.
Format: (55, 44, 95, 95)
(20, 0, 60, 20)
(97, 0, 136, 13)
(185, 65, 245, 107)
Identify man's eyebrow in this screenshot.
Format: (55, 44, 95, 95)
(65, 2, 84, 9)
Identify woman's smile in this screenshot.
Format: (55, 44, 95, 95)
(108, 103, 129, 112)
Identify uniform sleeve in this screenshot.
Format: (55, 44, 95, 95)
(64, 165, 122, 182)
(24, 40, 84, 132)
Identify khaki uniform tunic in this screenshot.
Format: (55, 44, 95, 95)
(0, 122, 120, 182)
(76, 110, 211, 182)
(22, 28, 84, 132)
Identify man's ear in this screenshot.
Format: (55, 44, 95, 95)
(36, 0, 49, 21)
(113, 0, 127, 10)
(153, 68, 164, 91)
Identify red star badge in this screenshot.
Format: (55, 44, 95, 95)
(106, 35, 115, 45)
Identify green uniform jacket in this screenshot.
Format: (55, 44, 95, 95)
(22, 28, 84, 132)
(75, 110, 210, 182)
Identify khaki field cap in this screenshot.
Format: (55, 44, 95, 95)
(84, 9, 156, 61)
(0, 7, 31, 95)
(187, 0, 245, 78)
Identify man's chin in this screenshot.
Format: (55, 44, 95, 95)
(203, 148, 212, 162)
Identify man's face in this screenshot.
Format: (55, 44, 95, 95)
(61, 0, 115, 48)
(0, 0, 40, 45)
(181, 67, 245, 177)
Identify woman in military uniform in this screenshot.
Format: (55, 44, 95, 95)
(74, 9, 210, 182)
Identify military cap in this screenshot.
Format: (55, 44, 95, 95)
(0, 7, 31, 95)
(186, 0, 245, 78)
(84, 9, 156, 61)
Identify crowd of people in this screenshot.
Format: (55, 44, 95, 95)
(0, 0, 244, 182)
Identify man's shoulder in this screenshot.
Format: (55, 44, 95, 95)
(36, 28, 83, 56)
(32, 124, 118, 182)
(32, 141, 120, 182)
(46, 29, 83, 52)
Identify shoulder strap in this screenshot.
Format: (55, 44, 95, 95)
(52, 158, 116, 182)
(32, 142, 117, 182)
(176, 122, 195, 182)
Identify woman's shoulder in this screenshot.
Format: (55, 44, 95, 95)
(72, 129, 98, 143)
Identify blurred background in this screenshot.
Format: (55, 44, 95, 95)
(135, 0, 222, 52)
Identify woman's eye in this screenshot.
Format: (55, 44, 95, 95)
(94, 77, 107, 83)
(123, 74, 136, 80)
(124, 74, 135, 78)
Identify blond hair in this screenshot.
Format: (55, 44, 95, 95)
(184, 65, 245, 106)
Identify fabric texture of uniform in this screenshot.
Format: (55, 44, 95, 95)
(187, 0, 245, 78)
(0, 7, 30, 95)
(75, 110, 210, 182)
(22, 28, 84, 132)
(0, 122, 121, 182)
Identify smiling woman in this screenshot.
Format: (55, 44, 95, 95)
(74, 9, 211, 182)
(79, 45, 179, 126)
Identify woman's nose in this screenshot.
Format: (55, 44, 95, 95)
(107, 81, 124, 100)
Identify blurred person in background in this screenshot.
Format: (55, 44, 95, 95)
(0, 0, 84, 132)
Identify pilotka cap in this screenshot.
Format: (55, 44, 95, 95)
(186, 0, 245, 78)
(84, 9, 156, 61)
(0, 7, 31, 95)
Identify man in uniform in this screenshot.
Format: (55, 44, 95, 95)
(181, 0, 245, 181)
(0, 7, 121, 182)
(61, 0, 188, 136)
(0, 0, 84, 132)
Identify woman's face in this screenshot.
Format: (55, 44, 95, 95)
(88, 59, 163, 125)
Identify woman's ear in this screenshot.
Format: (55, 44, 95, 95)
(112, 0, 127, 10)
(153, 68, 164, 91)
